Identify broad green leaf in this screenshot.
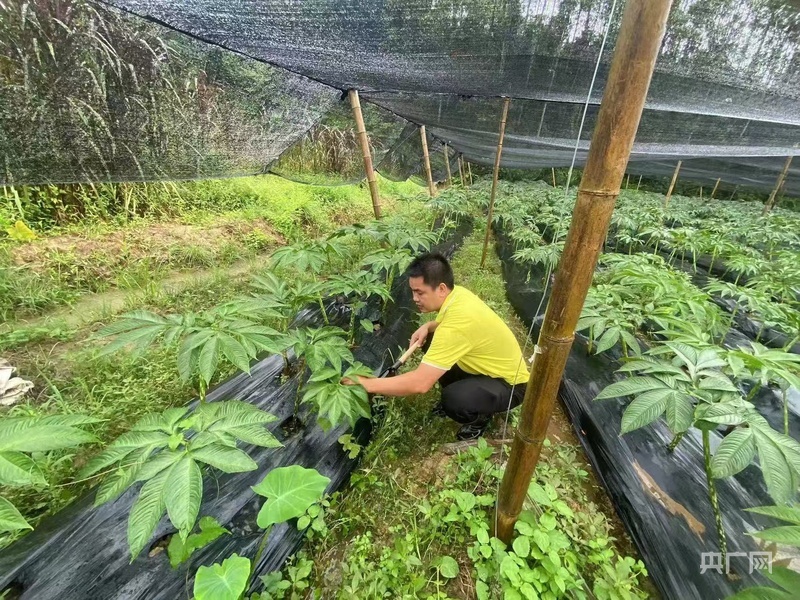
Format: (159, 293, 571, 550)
(594, 326, 621, 354)
(763, 565, 800, 592)
(620, 390, 668, 434)
(127, 468, 169, 559)
(750, 526, 800, 546)
(746, 505, 800, 525)
(191, 444, 257, 473)
(754, 430, 795, 505)
(437, 555, 459, 578)
(164, 456, 203, 540)
(252, 465, 330, 528)
(727, 587, 792, 600)
(0, 451, 46, 487)
(0, 496, 32, 533)
(665, 342, 698, 367)
(0, 420, 98, 453)
(132, 409, 190, 433)
(95, 463, 142, 506)
(198, 337, 220, 385)
(193, 554, 250, 600)
(595, 377, 666, 400)
(512, 536, 530, 558)
(664, 391, 694, 434)
(219, 334, 252, 374)
(225, 424, 282, 449)
(711, 428, 756, 478)
(136, 450, 184, 482)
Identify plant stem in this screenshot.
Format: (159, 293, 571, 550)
(249, 524, 274, 586)
(703, 429, 727, 567)
(783, 388, 789, 436)
(745, 383, 760, 402)
(668, 431, 685, 452)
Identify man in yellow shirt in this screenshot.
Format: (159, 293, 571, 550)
(345, 253, 529, 440)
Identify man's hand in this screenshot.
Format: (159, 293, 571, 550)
(410, 321, 432, 348)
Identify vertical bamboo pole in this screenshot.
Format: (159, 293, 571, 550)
(699, 186, 703, 200)
(710, 178, 721, 198)
(495, 0, 673, 543)
(444, 144, 452, 187)
(420, 125, 435, 197)
(480, 97, 511, 268)
(551, 167, 557, 187)
(664, 160, 682, 208)
(762, 156, 793, 214)
(729, 185, 739, 200)
(626, 174, 630, 189)
(348, 89, 381, 219)
(467, 161, 473, 185)
(458, 156, 466, 186)
(636, 174, 642, 190)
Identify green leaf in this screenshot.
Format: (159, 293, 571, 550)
(0, 451, 46, 487)
(620, 390, 669, 434)
(711, 428, 756, 478)
(727, 587, 792, 600)
(595, 377, 666, 400)
(532, 529, 550, 552)
(512, 536, 530, 558)
(746, 505, 800, 525)
(127, 468, 169, 559)
(252, 465, 330, 528)
(191, 444, 257, 473)
(437, 555, 459, 578)
(750, 526, 800, 546)
(664, 391, 694, 434)
(225, 424, 282, 449)
(0, 418, 98, 452)
(360, 319, 374, 333)
(164, 456, 203, 540)
(594, 326, 621, 354)
(198, 337, 220, 385)
(754, 429, 795, 505)
(95, 463, 141, 506)
(193, 554, 251, 600)
(219, 334, 252, 374)
(764, 565, 800, 592)
(0, 496, 32, 533)
(167, 516, 229, 569)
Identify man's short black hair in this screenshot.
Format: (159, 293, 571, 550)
(406, 253, 454, 289)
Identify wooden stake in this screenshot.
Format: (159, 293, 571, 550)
(710, 177, 721, 198)
(699, 186, 703, 199)
(348, 89, 381, 219)
(729, 185, 739, 200)
(420, 125, 435, 197)
(495, 0, 673, 544)
(664, 160, 682, 208)
(626, 174, 630, 189)
(444, 144, 452, 187)
(762, 156, 793, 215)
(480, 97, 511, 268)
(551, 167, 557, 187)
(467, 161, 473, 186)
(458, 156, 466, 186)
(636, 174, 642, 190)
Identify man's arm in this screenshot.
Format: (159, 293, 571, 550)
(348, 362, 444, 396)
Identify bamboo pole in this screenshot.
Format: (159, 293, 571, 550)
(762, 156, 793, 214)
(636, 174, 642, 190)
(480, 97, 511, 268)
(551, 167, 557, 187)
(444, 144, 452, 187)
(458, 156, 466, 186)
(664, 160, 682, 208)
(348, 89, 381, 219)
(420, 125, 435, 197)
(729, 185, 739, 200)
(495, 0, 673, 543)
(467, 161, 473, 185)
(710, 177, 721, 198)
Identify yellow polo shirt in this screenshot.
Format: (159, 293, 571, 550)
(422, 286, 530, 385)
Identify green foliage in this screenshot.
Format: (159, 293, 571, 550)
(80, 401, 280, 559)
(167, 515, 229, 568)
(302, 363, 373, 429)
(0, 414, 100, 534)
(193, 553, 251, 600)
(251, 465, 330, 529)
(284, 327, 353, 372)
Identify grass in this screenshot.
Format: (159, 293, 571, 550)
(1, 174, 422, 322)
(288, 223, 651, 598)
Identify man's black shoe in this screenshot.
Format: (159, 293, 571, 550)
(430, 402, 447, 418)
(456, 419, 491, 441)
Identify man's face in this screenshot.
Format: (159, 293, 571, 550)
(409, 276, 449, 313)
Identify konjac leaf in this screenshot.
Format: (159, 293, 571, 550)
(252, 465, 330, 528)
(127, 468, 169, 559)
(0, 451, 46, 487)
(620, 390, 669, 434)
(0, 496, 32, 534)
(164, 456, 203, 541)
(711, 428, 756, 478)
(191, 444, 257, 473)
(754, 429, 795, 505)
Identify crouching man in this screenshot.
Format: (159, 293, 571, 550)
(344, 252, 529, 440)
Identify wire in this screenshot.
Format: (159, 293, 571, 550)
(492, 0, 619, 539)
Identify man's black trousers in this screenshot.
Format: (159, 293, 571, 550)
(437, 364, 526, 425)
